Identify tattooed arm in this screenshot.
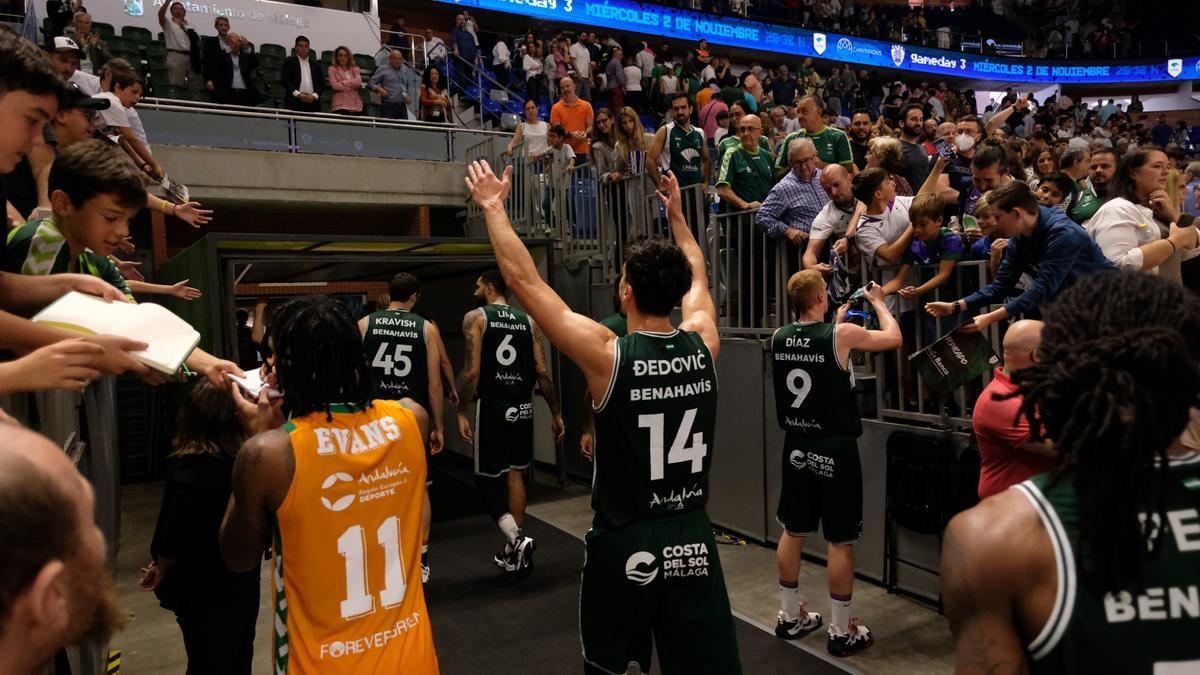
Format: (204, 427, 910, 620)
(531, 320, 565, 441)
(456, 309, 484, 443)
(220, 427, 294, 572)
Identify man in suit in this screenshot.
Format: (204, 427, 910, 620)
(281, 35, 324, 112)
(205, 29, 261, 106)
(202, 17, 234, 95)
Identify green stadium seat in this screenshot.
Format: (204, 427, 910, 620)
(260, 43, 286, 59)
(353, 54, 374, 70)
(121, 26, 153, 44)
(320, 50, 333, 63)
(93, 22, 116, 40)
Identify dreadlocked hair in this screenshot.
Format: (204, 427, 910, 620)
(1011, 271, 1200, 594)
(267, 295, 372, 421)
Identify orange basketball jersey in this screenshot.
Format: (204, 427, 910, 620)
(271, 401, 439, 674)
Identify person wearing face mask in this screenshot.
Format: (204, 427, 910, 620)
(933, 115, 984, 207)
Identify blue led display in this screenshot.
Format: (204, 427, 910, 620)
(435, 0, 1200, 84)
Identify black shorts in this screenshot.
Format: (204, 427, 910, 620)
(580, 509, 742, 675)
(776, 434, 863, 545)
(473, 397, 534, 477)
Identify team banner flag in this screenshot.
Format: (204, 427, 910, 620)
(908, 329, 999, 397)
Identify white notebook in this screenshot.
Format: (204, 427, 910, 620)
(228, 369, 282, 400)
(33, 291, 201, 374)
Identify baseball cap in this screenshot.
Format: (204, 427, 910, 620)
(63, 84, 110, 111)
(50, 36, 82, 53)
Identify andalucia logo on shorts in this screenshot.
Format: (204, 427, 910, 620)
(625, 551, 658, 586)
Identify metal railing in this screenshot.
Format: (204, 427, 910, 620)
(378, 29, 428, 71)
(708, 209, 789, 336)
(860, 260, 997, 430)
(136, 97, 507, 161)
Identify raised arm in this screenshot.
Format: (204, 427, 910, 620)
(919, 154, 948, 195)
(465, 160, 617, 398)
(985, 95, 1027, 136)
(531, 321, 565, 441)
(658, 172, 719, 357)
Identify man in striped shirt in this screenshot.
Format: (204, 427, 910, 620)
(757, 137, 829, 281)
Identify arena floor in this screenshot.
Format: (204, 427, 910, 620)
(112, 458, 954, 674)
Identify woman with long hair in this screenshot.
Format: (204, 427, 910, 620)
(139, 379, 282, 675)
(420, 65, 452, 123)
(590, 107, 624, 184)
(615, 106, 652, 167)
(1026, 146, 1059, 189)
(866, 136, 914, 196)
(328, 45, 363, 115)
(1088, 147, 1200, 276)
(523, 39, 545, 105)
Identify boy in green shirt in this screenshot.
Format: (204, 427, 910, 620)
(4, 139, 239, 383)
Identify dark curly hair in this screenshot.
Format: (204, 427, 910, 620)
(268, 295, 371, 420)
(623, 235, 691, 317)
(1012, 271, 1200, 593)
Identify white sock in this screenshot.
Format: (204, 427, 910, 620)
(778, 581, 802, 617)
(830, 594, 853, 634)
(497, 513, 519, 544)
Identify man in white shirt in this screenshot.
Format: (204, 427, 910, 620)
(492, 36, 511, 84)
(425, 28, 448, 65)
(45, 37, 100, 95)
(803, 164, 859, 275)
(282, 35, 324, 113)
(568, 34, 591, 101)
(157, 0, 194, 88)
(848, 167, 915, 314)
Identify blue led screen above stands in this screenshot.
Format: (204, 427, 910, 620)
(435, 0, 1200, 84)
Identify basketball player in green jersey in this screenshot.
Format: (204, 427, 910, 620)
(359, 271, 450, 583)
(457, 269, 565, 576)
(944, 271, 1200, 674)
(466, 161, 741, 674)
(770, 270, 900, 656)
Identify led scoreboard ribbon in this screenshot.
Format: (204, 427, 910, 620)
(437, 0, 1200, 84)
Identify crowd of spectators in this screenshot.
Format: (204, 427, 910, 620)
(487, 25, 1200, 354)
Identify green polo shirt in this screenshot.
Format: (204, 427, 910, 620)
(1069, 180, 1102, 224)
(5, 216, 133, 301)
(717, 143, 774, 207)
(775, 126, 854, 171)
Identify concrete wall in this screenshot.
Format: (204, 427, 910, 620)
(154, 146, 468, 208)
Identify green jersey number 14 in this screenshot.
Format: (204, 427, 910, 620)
(638, 409, 707, 480)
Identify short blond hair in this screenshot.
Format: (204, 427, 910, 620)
(787, 270, 825, 313)
(974, 193, 992, 217)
